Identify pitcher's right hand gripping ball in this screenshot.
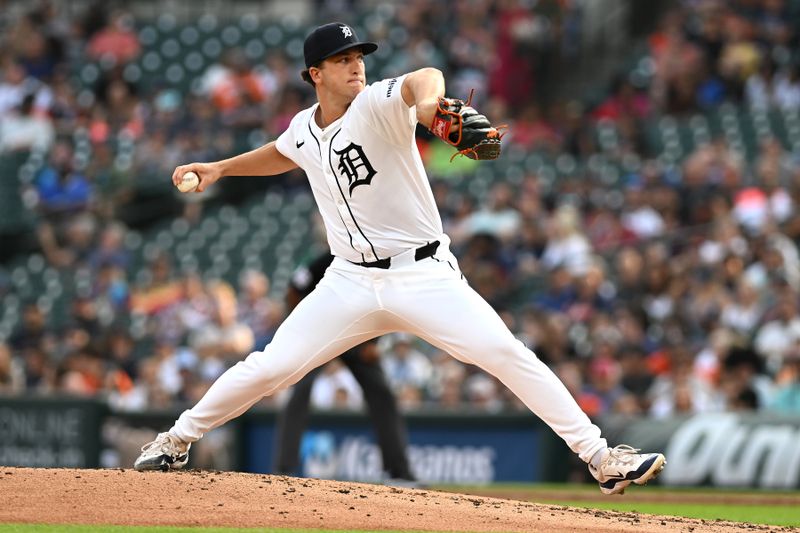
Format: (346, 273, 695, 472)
(430, 90, 506, 161)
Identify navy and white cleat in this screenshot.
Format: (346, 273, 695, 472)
(133, 432, 191, 472)
(588, 444, 666, 495)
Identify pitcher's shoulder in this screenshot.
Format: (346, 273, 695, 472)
(288, 104, 319, 130)
(361, 76, 404, 100)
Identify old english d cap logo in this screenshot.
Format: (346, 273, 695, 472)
(303, 22, 378, 68)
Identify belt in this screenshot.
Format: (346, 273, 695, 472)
(351, 240, 440, 269)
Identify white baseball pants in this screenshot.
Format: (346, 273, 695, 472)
(170, 244, 607, 463)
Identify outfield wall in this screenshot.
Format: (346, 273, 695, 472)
(1, 396, 798, 488)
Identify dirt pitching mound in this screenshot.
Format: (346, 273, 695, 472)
(0, 467, 790, 532)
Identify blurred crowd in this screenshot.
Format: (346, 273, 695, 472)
(649, 0, 800, 115)
(1, 0, 800, 422)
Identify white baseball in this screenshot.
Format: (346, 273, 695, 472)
(177, 171, 200, 193)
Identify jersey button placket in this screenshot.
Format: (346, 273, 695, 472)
(322, 130, 370, 259)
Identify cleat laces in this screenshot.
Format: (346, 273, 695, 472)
(140, 433, 186, 456)
(603, 444, 643, 468)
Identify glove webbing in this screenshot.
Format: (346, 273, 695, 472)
(430, 89, 507, 161)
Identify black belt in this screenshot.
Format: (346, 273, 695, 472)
(351, 240, 440, 269)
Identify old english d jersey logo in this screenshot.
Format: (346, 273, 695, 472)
(334, 142, 377, 195)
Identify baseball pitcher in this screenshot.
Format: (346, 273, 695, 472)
(135, 22, 665, 495)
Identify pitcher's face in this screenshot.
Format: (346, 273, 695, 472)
(313, 48, 366, 102)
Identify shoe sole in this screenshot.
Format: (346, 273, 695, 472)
(599, 454, 667, 495)
(133, 454, 189, 472)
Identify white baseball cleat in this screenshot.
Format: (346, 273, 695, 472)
(133, 432, 191, 472)
(588, 444, 666, 495)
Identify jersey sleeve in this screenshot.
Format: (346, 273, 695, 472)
(357, 74, 417, 147)
(274, 122, 295, 159)
(276, 109, 310, 163)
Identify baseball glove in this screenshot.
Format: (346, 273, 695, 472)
(429, 89, 506, 161)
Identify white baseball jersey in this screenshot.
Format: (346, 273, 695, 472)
(275, 74, 443, 263)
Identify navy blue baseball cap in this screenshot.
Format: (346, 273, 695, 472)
(303, 22, 377, 69)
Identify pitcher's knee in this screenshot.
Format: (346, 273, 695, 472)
(466, 336, 535, 366)
(239, 348, 299, 391)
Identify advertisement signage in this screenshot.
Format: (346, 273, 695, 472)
(243, 415, 543, 483)
(0, 397, 104, 467)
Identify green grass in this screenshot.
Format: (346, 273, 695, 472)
(438, 483, 800, 527)
(449, 481, 800, 496)
(549, 501, 800, 527)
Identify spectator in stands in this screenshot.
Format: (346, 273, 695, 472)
(105, 363, 145, 411)
(619, 178, 666, 240)
(579, 348, 629, 418)
(189, 280, 254, 379)
(176, 273, 215, 334)
(380, 334, 434, 401)
(718, 15, 762, 98)
(70, 294, 102, 337)
(86, 10, 141, 65)
(256, 52, 293, 101)
(464, 373, 503, 412)
(129, 252, 183, 316)
(509, 103, 562, 153)
(745, 59, 778, 109)
(451, 182, 522, 247)
(35, 141, 92, 216)
(489, 1, 537, 106)
(0, 92, 54, 153)
(511, 216, 547, 276)
(568, 261, 614, 322)
(134, 356, 173, 409)
(541, 204, 592, 276)
(58, 346, 105, 396)
(237, 269, 282, 346)
(134, 126, 182, 183)
(14, 14, 62, 82)
(19, 346, 55, 392)
(37, 212, 97, 269)
(585, 205, 638, 252)
(592, 76, 651, 122)
(105, 328, 138, 382)
(768, 354, 800, 412)
(310, 359, 364, 410)
(720, 279, 764, 336)
(9, 302, 54, 352)
(203, 49, 266, 114)
(144, 340, 186, 399)
(773, 63, 800, 111)
(649, 12, 704, 114)
(0, 342, 25, 393)
(754, 291, 800, 375)
(48, 69, 79, 131)
(618, 346, 654, 412)
(720, 346, 773, 411)
(89, 222, 130, 271)
(761, 0, 793, 43)
(648, 346, 719, 418)
(0, 57, 52, 116)
(427, 349, 467, 411)
(445, 2, 493, 100)
(698, 217, 749, 265)
(533, 265, 576, 314)
(100, 77, 144, 139)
